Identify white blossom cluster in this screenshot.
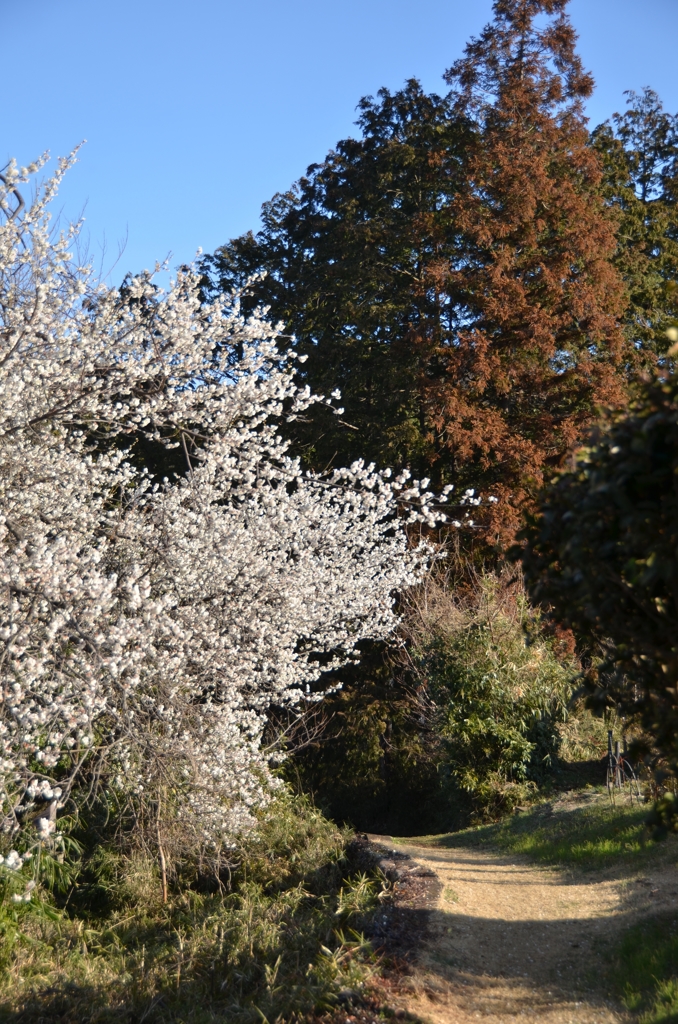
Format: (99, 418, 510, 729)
(0, 156, 443, 844)
(0, 849, 31, 870)
(0, 849, 35, 903)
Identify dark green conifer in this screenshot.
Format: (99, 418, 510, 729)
(592, 88, 678, 365)
(201, 81, 470, 476)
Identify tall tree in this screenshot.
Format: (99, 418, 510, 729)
(201, 81, 470, 476)
(0, 158, 438, 850)
(204, 0, 631, 544)
(592, 88, 678, 364)
(426, 0, 630, 541)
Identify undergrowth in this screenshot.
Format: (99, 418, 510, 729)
(610, 912, 678, 1023)
(405, 790, 666, 871)
(408, 570, 576, 820)
(287, 566, 589, 838)
(0, 792, 384, 1023)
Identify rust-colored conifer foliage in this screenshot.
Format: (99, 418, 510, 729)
(429, 0, 629, 542)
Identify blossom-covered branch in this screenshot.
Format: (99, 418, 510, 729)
(0, 156, 449, 846)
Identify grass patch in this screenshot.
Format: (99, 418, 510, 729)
(442, 887, 459, 904)
(609, 911, 678, 1023)
(402, 790, 665, 871)
(0, 793, 385, 1023)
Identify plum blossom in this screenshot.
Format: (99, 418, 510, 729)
(0, 156, 449, 845)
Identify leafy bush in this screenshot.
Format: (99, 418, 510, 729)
(290, 567, 583, 831)
(408, 570, 575, 819)
(557, 699, 612, 763)
(519, 370, 678, 827)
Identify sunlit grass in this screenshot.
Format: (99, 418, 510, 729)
(399, 790, 662, 870)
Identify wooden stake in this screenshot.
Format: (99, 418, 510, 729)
(157, 824, 168, 904)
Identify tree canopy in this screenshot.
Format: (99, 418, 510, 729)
(430, 0, 629, 540)
(201, 80, 470, 477)
(204, 0, 633, 544)
(593, 87, 678, 366)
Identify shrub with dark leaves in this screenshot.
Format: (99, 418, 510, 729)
(518, 371, 678, 826)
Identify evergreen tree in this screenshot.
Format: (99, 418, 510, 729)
(592, 88, 678, 364)
(201, 81, 470, 475)
(429, 0, 629, 541)
(204, 0, 632, 544)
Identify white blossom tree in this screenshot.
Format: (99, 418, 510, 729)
(0, 155, 457, 851)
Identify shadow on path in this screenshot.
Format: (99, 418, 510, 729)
(366, 832, 675, 1023)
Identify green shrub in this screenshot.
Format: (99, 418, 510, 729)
(289, 567, 584, 831)
(519, 370, 678, 827)
(410, 571, 576, 819)
(557, 700, 612, 763)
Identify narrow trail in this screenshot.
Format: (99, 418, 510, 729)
(369, 835, 678, 1024)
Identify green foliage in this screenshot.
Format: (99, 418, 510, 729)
(409, 793, 664, 871)
(238, 790, 350, 891)
(288, 569, 589, 833)
(411, 573, 575, 819)
(519, 371, 678, 818)
(592, 88, 678, 367)
(0, 793, 383, 1023)
(610, 912, 678, 1023)
(557, 700, 612, 763)
(201, 79, 469, 478)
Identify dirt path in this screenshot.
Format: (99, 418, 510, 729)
(368, 835, 678, 1024)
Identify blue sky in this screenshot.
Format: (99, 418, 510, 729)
(4, 0, 678, 282)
